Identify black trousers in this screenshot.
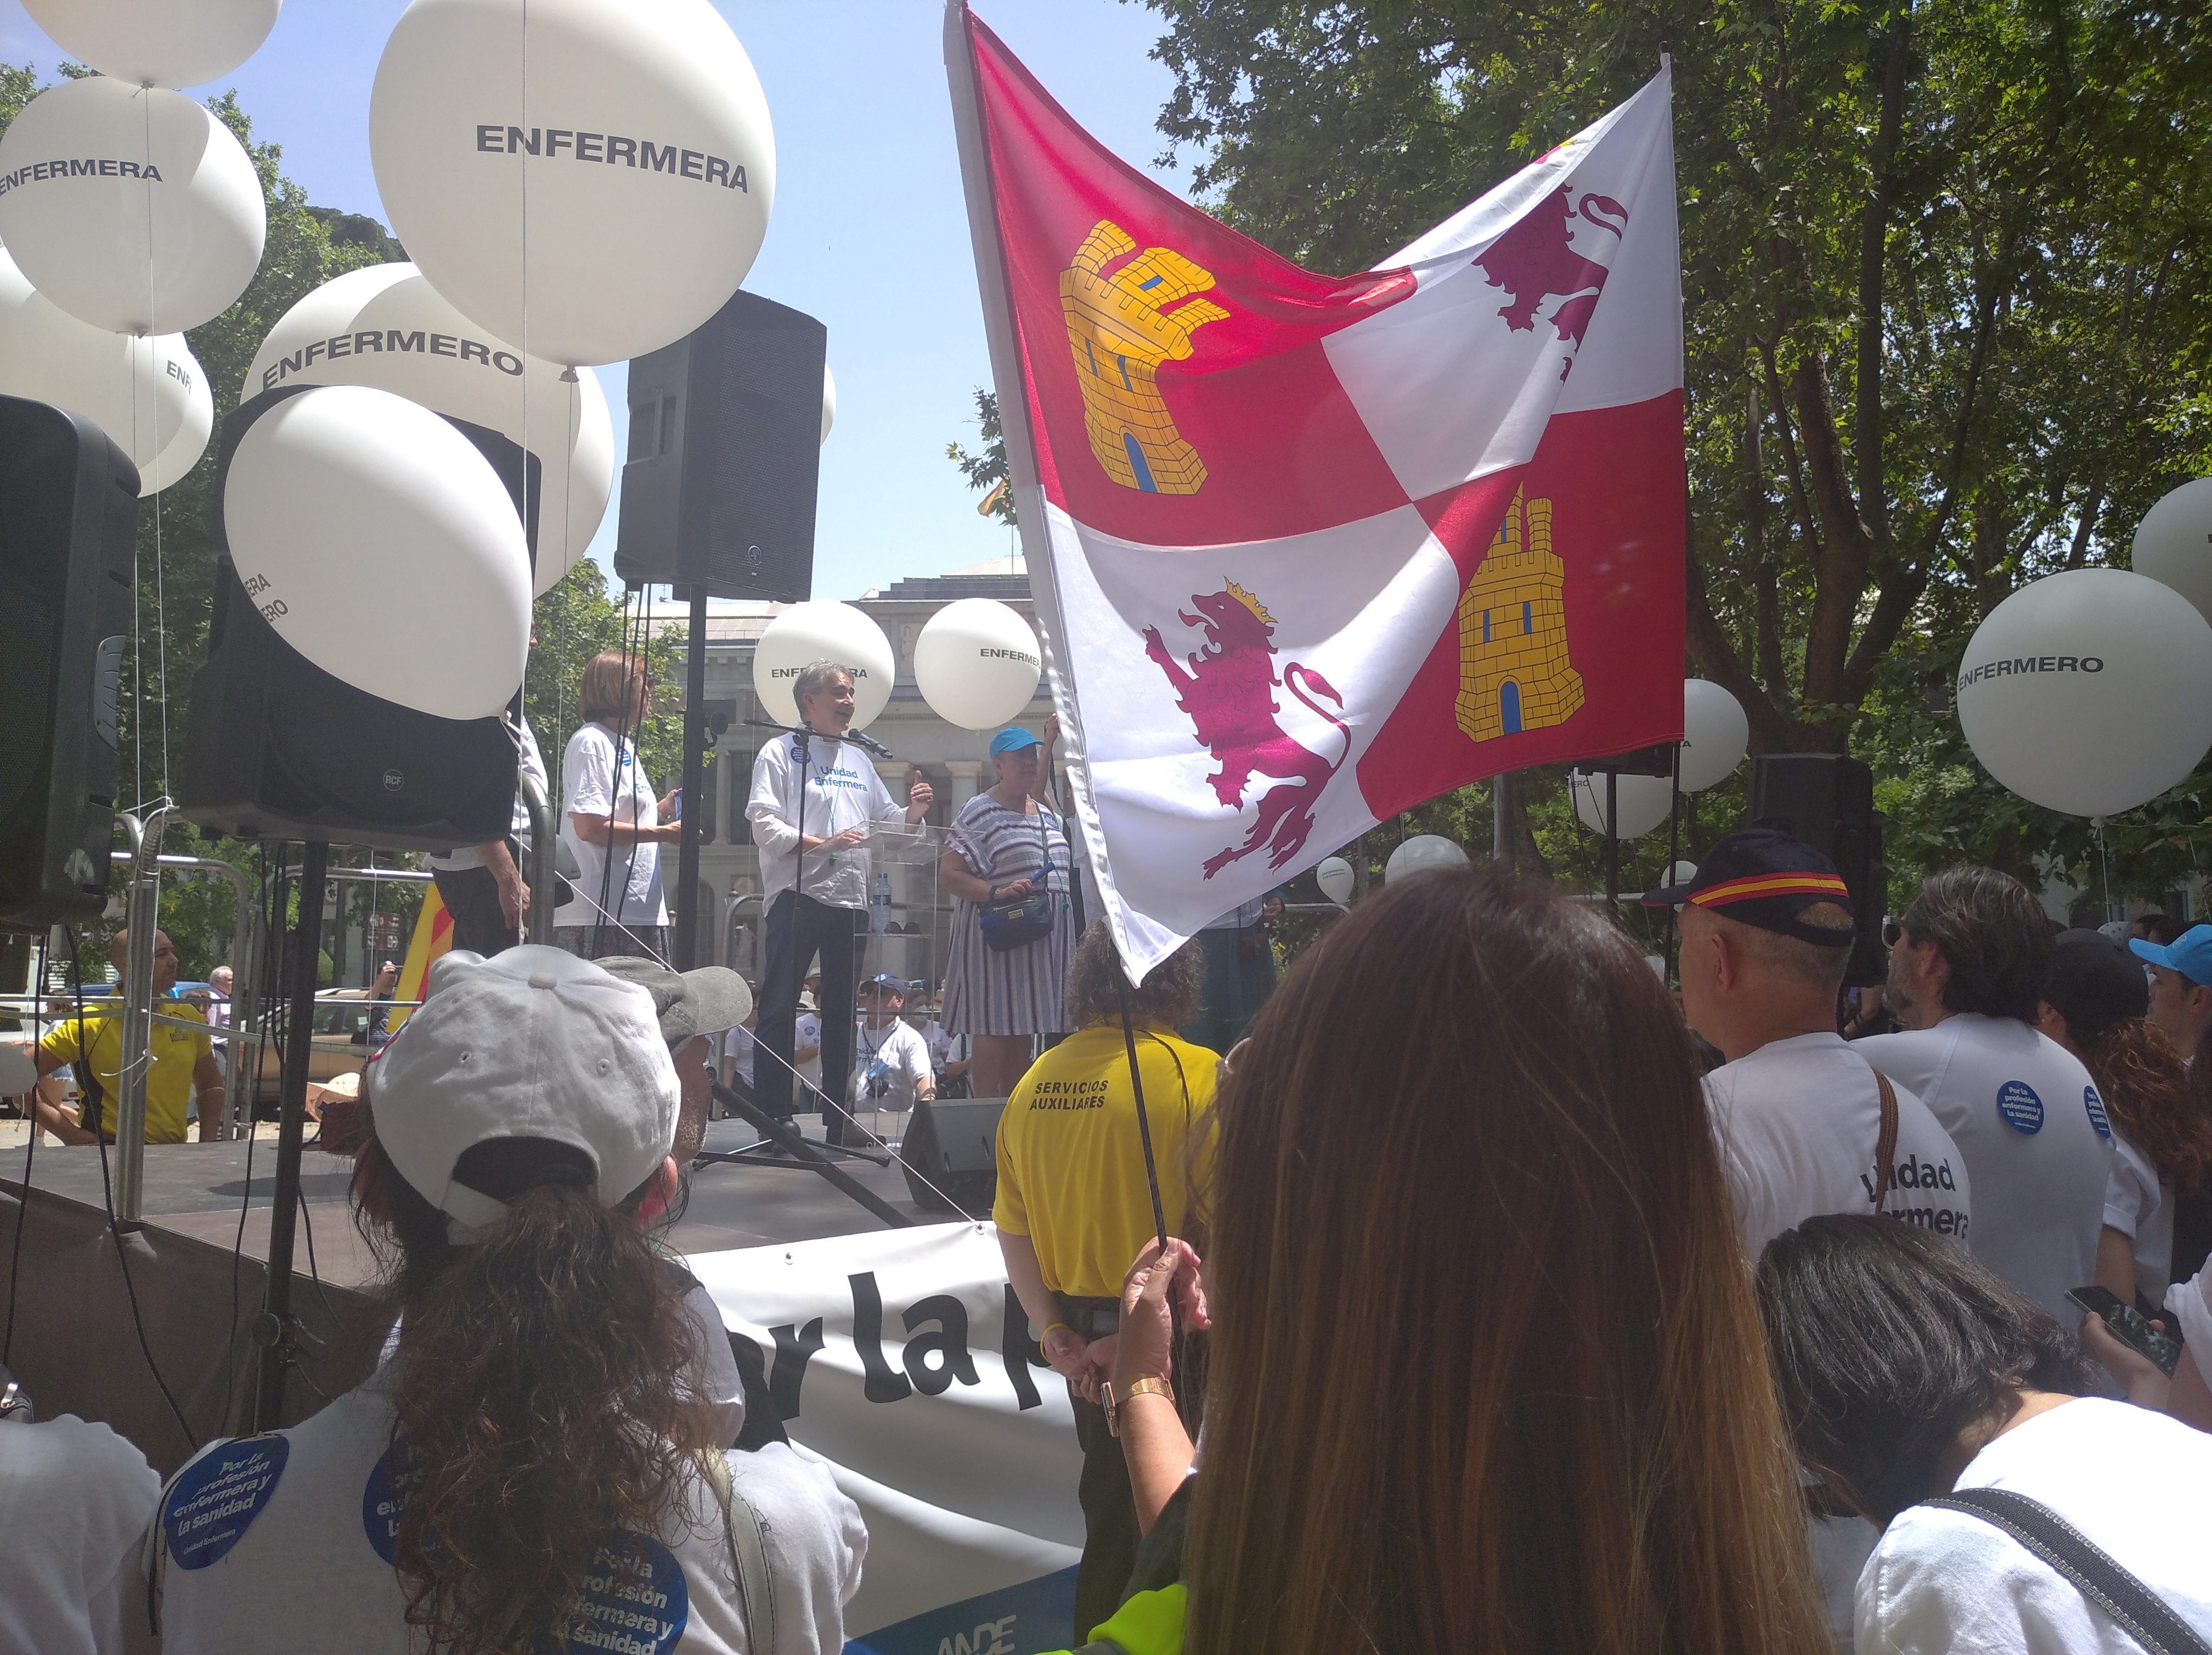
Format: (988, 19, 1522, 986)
(430, 863, 520, 957)
(1070, 1388, 1138, 1641)
(754, 890, 866, 1143)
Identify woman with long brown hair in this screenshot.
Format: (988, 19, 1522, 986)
(143, 947, 863, 1654)
(1072, 868, 1830, 1655)
(2034, 928, 2212, 1305)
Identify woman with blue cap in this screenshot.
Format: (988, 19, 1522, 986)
(936, 718, 1073, 1098)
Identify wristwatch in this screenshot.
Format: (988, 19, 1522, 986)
(1101, 1375, 1172, 1437)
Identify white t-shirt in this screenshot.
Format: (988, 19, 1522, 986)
(1860, 1016, 2113, 1324)
(0, 1413, 159, 1655)
(1857, 1398, 2212, 1654)
(426, 718, 549, 871)
(722, 1024, 757, 1088)
(2103, 1134, 2174, 1307)
(853, 1018, 932, 1111)
(745, 733, 906, 911)
(778, 1012, 823, 1097)
(925, 1021, 970, 1071)
(555, 722, 667, 930)
(144, 1382, 865, 1655)
(1705, 1032, 1973, 1259)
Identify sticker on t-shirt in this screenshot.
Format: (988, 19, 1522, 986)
(1996, 1080, 2044, 1135)
(162, 1436, 290, 1569)
(2084, 1085, 2112, 1139)
(540, 1531, 690, 1654)
(362, 1436, 425, 1564)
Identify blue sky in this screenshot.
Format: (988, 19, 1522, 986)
(0, 0, 1201, 600)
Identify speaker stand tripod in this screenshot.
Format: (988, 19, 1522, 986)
(253, 840, 326, 1432)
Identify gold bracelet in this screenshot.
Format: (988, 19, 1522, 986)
(1041, 1322, 1074, 1343)
(1103, 1374, 1173, 1437)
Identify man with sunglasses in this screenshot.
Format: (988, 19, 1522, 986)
(1858, 866, 2112, 1325)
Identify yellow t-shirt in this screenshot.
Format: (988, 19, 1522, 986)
(40, 999, 211, 1145)
(993, 1023, 1217, 1298)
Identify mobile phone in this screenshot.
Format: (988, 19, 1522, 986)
(668, 789, 682, 820)
(2066, 1286, 2182, 1377)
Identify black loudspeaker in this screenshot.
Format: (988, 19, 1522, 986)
(614, 290, 827, 600)
(0, 397, 136, 931)
(176, 388, 523, 852)
(1746, 753, 1888, 987)
(900, 1096, 1005, 1218)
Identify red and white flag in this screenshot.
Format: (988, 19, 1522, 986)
(947, 5, 1685, 977)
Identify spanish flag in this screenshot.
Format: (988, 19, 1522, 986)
(977, 477, 1010, 517)
(386, 886, 453, 1033)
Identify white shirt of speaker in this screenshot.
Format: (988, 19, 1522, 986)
(20, 0, 281, 89)
(0, 76, 265, 335)
(222, 386, 533, 722)
(241, 263, 612, 594)
(1570, 768, 1674, 839)
(912, 599, 1042, 730)
(752, 603, 896, 733)
(1957, 567, 2212, 818)
(0, 247, 212, 494)
(369, 0, 775, 369)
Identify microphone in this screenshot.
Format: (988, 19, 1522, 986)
(742, 715, 896, 761)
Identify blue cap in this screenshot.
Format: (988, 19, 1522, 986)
(988, 727, 1041, 756)
(861, 972, 906, 994)
(2130, 924, 2212, 988)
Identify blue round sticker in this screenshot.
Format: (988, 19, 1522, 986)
(163, 1436, 289, 1570)
(1997, 1080, 2045, 1135)
(361, 1437, 424, 1564)
(537, 1531, 690, 1654)
(2085, 1085, 2112, 1139)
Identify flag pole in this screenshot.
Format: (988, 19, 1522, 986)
(946, 0, 1172, 1266)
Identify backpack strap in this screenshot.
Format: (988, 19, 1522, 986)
(701, 1450, 778, 1655)
(1871, 1071, 1899, 1214)
(1923, 1487, 2212, 1655)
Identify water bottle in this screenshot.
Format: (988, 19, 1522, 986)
(872, 871, 893, 933)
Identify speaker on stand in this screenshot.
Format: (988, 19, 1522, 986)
(0, 397, 137, 932)
(613, 289, 828, 966)
(1745, 753, 1888, 987)
(899, 1096, 1005, 1219)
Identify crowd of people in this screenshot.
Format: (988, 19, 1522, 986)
(12, 643, 2212, 1653)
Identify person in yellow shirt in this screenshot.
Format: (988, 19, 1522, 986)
(995, 919, 1214, 1637)
(32, 929, 221, 1146)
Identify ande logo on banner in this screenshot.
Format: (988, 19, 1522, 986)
(162, 1437, 290, 1569)
(1996, 1080, 2045, 1135)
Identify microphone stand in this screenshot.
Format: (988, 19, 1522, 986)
(742, 715, 896, 762)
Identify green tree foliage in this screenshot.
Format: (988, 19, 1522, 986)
(1141, 1, 2212, 905)
(947, 387, 1018, 525)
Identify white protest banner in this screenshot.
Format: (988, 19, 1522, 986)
(690, 1222, 1085, 1655)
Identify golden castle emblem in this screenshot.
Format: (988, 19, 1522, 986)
(1060, 219, 1228, 495)
(1455, 487, 1584, 742)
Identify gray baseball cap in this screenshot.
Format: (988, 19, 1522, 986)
(591, 957, 753, 1046)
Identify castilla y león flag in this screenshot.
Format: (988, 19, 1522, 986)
(948, 5, 1684, 977)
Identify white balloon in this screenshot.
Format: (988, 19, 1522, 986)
(21, 0, 281, 89)
(1315, 855, 1355, 905)
(1957, 567, 2212, 817)
(0, 247, 211, 493)
(1384, 834, 1470, 882)
(369, 0, 775, 366)
(2133, 477, 2212, 630)
(0, 77, 265, 334)
(1678, 679, 1750, 792)
(912, 599, 1041, 730)
(753, 603, 896, 731)
(242, 263, 612, 593)
(1666, 859, 1699, 887)
(820, 365, 836, 445)
(223, 387, 531, 720)
(1570, 769, 1673, 839)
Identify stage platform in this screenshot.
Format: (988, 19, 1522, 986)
(0, 1117, 932, 1473)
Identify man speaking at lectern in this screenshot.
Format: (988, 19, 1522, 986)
(747, 660, 932, 1147)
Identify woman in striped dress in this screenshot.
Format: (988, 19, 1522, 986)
(938, 721, 1074, 1097)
